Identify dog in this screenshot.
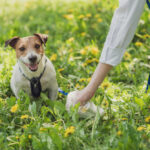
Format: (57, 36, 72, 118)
(5, 33, 58, 100)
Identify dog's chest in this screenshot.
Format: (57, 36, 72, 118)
(17, 71, 50, 96)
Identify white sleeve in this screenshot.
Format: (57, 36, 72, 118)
(100, 0, 146, 66)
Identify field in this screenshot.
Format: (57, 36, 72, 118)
(0, 0, 150, 149)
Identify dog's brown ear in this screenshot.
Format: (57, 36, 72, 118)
(5, 36, 20, 48)
(34, 33, 48, 46)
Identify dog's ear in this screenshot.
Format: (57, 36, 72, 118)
(34, 33, 48, 46)
(5, 36, 20, 49)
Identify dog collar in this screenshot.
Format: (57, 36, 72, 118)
(18, 59, 47, 97)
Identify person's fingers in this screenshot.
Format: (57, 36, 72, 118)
(66, 91, 79, 111)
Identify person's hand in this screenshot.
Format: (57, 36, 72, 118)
(66, 90, 104, 116)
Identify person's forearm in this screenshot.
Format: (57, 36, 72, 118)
(85, 62, 112, 98)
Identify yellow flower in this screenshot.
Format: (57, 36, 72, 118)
(86, 13, 91, 18)
(64, 126, 75, 137)
(124, 52, 131, 60)
(10, 104, 18, 113)
(97, 18, 103, 23)
(28, 135, 32, 139)
(101, 82, 110, 89)
(78, 15, 85, 19)
(50, 54, 57, 61)
(137, 126, 146, 131)
(63, 14, 74, 20)
(91, 47, 99, 55)
(87, 78, 91, 82)
(103, 99, 109, 107)
(135, 42, 143, 47)
(143, 34, 150, 38)
(79, 78, 86, 82)
(22, 124, 29, 129)
(68, 9, 74, 13)
(44, 30, 49, 34)
(58, 68, 64, 72)
(117, 131, 122, 136)
(16, 136, 19, 139)
(145, 116, 150, 123)
(40, 127, 47, 132)
(67, 37, 74, 43)
(80, 49, 86, 55)
(21, 115, 29, 119)
(121, 118, 128, 121)
(86, 58, 99, 64)
(75, 83, 80, 88)
(81, 32, 86, 37)
(94, 14, 99, 18)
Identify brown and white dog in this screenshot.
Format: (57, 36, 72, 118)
(5, 33, 58, 100)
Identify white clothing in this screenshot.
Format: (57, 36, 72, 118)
(100, 0, 146, 66)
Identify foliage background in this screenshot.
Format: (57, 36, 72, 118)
(0, 0, 150, 149)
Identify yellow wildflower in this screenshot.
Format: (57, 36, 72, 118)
(63, 14, 74, 20)
(79, 78, 86, 82)
(44, 30, 49, 34)
(64, 126, 75, 137)
(145, 116, 150, 123)
(75, 83, 80, 88)
(91, 47, 99, 55)
(86, 13, 91, 18)
(78, 15, 85, 19)
(124, 52, 131, 60)
(22, 124, 29, 129)
(143, 34, 150, 38)
(103, 99, 109, 107)
(117, 131, 122, 136)
(101, 82, 110, 89)
(135, 42, 143, 47)
(80, 49, 86, 55)
(94, 14, 99, 18)
(50, 54, 57, 61)
(121, 118, 128, 121)
(68, 9, 74, 13)
(67, 37, 74, 43)
(137, 126, 146, 131)
(87, 78, 91, 82)
(10, 104, 18, 113)
(40, 127, 47, 132)
(21, 115, 29, 119)
(81, 32, 86, 37)
(28, 135, 32, 139)
(16, 136, 19, 139)
(97, 18, 103, 23)
(58, 68, 64, 72)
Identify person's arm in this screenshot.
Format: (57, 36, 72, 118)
(66, 0, 146, 107)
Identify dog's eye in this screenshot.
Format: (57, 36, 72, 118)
(19, 47, 25, 51)
(35, 44, 40, 49)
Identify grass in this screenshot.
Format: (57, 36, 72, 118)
(0, 0, 150, 149)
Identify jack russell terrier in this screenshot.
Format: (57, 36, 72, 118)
(5, 33, 58, 100)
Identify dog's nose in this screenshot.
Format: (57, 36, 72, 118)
(28, 55, 37, 63)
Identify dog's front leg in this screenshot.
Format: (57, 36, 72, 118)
(48, 82, 58, 100)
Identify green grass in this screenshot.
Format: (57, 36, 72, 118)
(0, 0, 150, 149)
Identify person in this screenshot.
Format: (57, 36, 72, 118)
(66, 0, 146, 112)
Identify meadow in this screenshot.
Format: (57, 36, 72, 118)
(0, 0, 150, 149)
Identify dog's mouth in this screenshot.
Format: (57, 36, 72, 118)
(25, 63, 38, 72)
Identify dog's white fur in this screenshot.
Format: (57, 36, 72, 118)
(11, 54, 58, 100)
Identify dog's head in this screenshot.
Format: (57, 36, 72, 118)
(5, 33, 48, 72)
